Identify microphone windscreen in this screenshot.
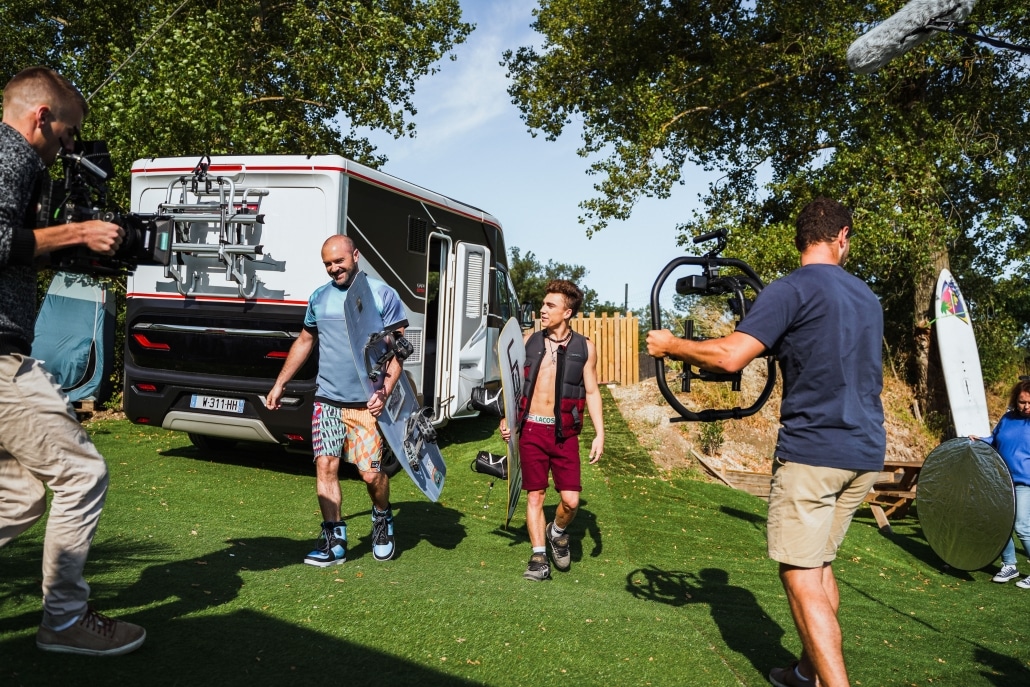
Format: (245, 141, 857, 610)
(847, 0, 978, 74)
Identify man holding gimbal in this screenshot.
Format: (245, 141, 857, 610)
(0, 66, 145, 656)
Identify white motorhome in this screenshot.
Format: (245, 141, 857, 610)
(124, 154, 521, 452)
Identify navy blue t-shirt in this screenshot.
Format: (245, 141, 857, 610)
(736, 263, 886, 470)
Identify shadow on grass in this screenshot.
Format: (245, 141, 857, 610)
(2, 534, 485, 686)
(973, 644, 1030, 685)
(851, 508, 974, 581)
(149, 414, 502, 482)
(159, 441, 314, 476)
(1, 607, 484, 686)
(625, 565, 793, 675)
(486, 502, 603, 564)
(0, 502, 468, 631)
(719, 505, 767, 532)
(436, 415, 500, 448)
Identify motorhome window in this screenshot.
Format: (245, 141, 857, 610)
(407, 216, 429, 254)
(496, 268, 520, 322)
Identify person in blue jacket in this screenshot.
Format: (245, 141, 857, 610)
(973, 378, 1030, 586)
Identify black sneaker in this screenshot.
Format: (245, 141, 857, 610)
(546, 522, 571, 571)
(523, 552, 551, 581)
(304, 521, 346, 567)
(371, 507, 396, 561)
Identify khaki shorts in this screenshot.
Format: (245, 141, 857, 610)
(766, 458, 881, 568)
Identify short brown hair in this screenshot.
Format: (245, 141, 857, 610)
(795, 197, 852, 251)
(545, 279, 584, 318)
(3, 66, 88, 120)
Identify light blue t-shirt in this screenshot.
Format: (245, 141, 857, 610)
(304, 273, 405, 404)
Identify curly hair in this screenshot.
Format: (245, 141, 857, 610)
(795, 197, 852, 251)
(545, 279, 584, 318)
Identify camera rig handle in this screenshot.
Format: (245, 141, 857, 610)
(650, 230, 777, 422)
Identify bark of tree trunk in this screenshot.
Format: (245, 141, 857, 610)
(913, 252, 951, 432)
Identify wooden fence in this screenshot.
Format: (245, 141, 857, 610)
(533, 312, 640, 386)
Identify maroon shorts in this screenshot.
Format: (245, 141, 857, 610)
(519, 420, 582, 492)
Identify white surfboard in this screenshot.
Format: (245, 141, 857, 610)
(934, 269, 991, 437)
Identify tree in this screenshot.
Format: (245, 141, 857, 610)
(503, 0, 1030, 414)
(0, 0, 472, 202)
(0, 0, 471, 401)
(508, 246, 616, 314)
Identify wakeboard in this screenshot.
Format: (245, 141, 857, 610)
(934, 268, 991, 437)
(344, 271, 446, 502)
(498, 317, 526, 526)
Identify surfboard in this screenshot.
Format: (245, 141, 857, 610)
(498, 317, 526, 526)
(343, 271, 446, 502)
(934, 269, 991, 437)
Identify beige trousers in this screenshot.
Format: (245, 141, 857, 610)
(0, 354, 109, 628)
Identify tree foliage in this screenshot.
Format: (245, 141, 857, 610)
(0, 0, 472, 204)
(508, 246, 621, 315)
(503, 0, 1030, 394)
(0, 0, 470, 401)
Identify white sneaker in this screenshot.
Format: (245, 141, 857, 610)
(993, 565, 1020, 583)
(1016, 575, 1030, 589)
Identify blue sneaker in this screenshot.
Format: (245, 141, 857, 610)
(993, 565, 1020, 583)
(304, 521, 346, 567)
(372, 506, 396, 561)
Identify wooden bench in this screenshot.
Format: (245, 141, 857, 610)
(864, 460, 923, 532)
(690, 451, 924, 534)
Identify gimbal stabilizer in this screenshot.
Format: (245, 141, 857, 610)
(649, 230, 777, 422)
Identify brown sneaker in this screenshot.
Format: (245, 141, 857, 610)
(37, 607, 146, 656)
(769, 661, 818, 687)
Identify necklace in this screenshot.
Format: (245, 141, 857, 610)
(544, 330, 573, 365)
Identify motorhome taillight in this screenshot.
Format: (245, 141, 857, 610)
(132, 333, 170, 351)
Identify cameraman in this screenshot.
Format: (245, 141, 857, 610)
(0, 67, 145, 656)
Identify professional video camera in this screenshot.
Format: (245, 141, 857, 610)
(36, 140, 172, 276)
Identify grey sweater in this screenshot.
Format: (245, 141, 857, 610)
(0, 122, 45, 349)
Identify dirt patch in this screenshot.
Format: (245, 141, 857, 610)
(609, 369, 936, 477)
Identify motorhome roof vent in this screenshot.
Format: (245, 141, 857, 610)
(407, 216, 428, 254)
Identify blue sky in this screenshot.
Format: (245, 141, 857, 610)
(361, 1, 714, 311)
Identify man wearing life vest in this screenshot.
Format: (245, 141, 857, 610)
(501, 280, 604, 581)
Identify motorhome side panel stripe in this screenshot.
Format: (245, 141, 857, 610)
(125, 292, 308, 305)
(130, 164, 501, 231)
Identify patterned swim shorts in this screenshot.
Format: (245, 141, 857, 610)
(311, 402, 383, 472)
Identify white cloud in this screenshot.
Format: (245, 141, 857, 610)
(384, 1, 540, 156)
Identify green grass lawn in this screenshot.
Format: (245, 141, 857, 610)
(2, 388, 1028, 686)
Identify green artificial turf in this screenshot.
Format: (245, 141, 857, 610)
(2, 389, 1029, 685)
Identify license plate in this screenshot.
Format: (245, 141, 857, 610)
(190, 394, 244, 413)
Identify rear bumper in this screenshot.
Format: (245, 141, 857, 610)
(123, 364, 314, 449)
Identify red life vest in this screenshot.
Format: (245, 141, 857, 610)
(519, 330, 588, 440)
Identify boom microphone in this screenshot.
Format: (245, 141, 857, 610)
(847, 0, 978, 74)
